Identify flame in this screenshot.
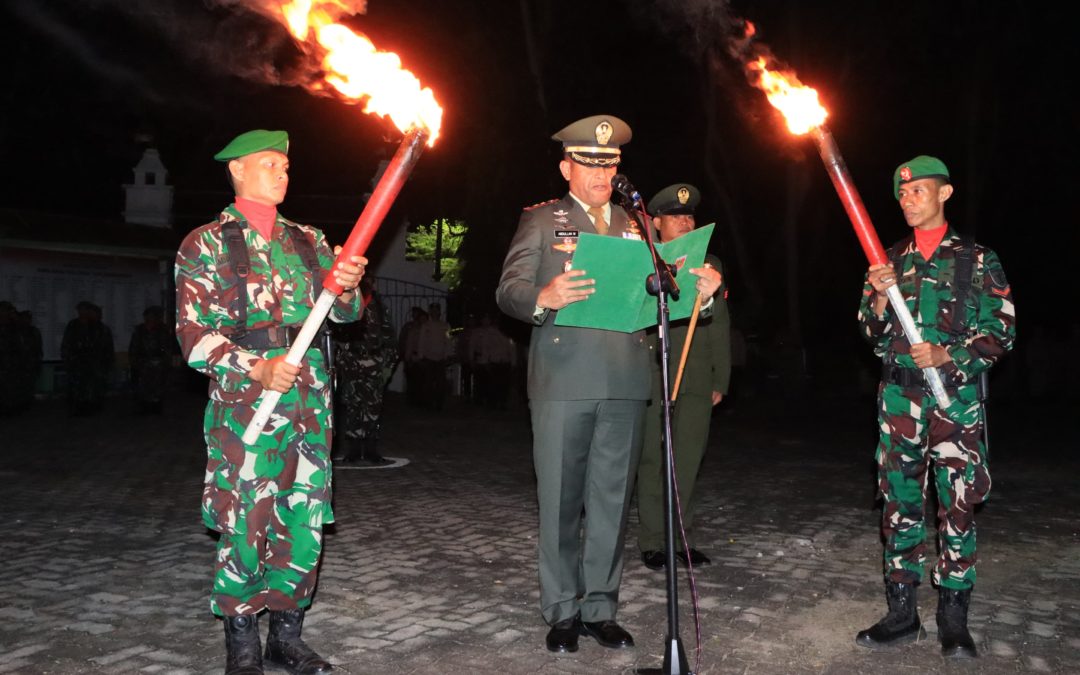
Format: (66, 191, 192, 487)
(279, 1, 443, 145)
(747, 57, 827, 135)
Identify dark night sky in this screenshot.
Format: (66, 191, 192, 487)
(2, 0, 1077, 378)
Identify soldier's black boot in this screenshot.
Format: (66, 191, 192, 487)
(223, 614, 264, 675)
(358, 437, 390, 464)
(265, 608, 332, 675)
(855, 582, 925, 648)
(332, 436, 362, 464)
(937, 587, 978, 659)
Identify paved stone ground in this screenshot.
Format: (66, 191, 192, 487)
(1, 386, 1077, 674)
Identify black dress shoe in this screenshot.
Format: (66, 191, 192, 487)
(675, 548, 711, 566)
(580, 620, 634, 649)
(641, 550, 666, 570)
(545, 616, 581, 653)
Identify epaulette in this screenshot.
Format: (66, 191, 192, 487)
(524, 198, 559, 211)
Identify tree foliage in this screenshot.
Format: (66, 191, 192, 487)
(405, 218, 467, 289)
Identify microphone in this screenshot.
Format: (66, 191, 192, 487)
(611, 174, 642, 206)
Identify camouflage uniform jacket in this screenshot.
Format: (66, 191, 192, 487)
(175, 205, 364, 411)
(857, 227, 1016, 386)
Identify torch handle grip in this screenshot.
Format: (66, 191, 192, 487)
(884, 285, 951, 409)
(241, 290, 338, 445)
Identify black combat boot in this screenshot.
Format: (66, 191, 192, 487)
(357, 437, 391, 465)
(331, 436, 361, 464)
(855, 582, 925, 648)
(264, 608, 332, 675)
(937, 587, 978, 659)
(223, 614, 264, 675)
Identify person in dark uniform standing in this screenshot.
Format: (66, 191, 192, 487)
(855, 156, 1015, 659)
(62, 301, 115, 416)
(635, 183, 729, 571)
(129, 305, 176, 414)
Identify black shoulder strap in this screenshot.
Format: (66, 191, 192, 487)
(284, 225, 326, 290)
(889, 244, 904, 277)
(951, 235, 976, 338)
(221, 220, 250, 333)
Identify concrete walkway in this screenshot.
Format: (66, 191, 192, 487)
(1, 386, 1077, 674)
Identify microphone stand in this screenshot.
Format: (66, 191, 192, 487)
(623, 196, 692, 675)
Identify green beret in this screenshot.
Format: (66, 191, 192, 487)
(893, 155, 949, 199)
(552, 115, 631, 167)
(648, 183, 700, 216)
(213, 129, 290, 162)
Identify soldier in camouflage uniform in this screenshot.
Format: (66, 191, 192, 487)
(332, 277, 397, 465)
(854, 156, 1015, 659)
(175, 129, 366, 675)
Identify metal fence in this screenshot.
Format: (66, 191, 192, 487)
(373, 276, 449, 342)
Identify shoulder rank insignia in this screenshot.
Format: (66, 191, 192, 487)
(524, 198, 559, 211)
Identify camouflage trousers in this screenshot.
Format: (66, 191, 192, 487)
(336, 363, 387, 440)
(202, 395, 334, 616)
(876, 382, 991, 590)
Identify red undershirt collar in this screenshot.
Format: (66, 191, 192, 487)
(234, 197, 278, 241)
(914, 222, 948, 261)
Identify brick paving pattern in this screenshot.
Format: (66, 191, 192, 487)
(1, 388, 1077, 674)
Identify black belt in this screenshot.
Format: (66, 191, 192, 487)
(231, 325, 303, 350)
(882, 365, 925, 388)
(882, 365, 989, 401)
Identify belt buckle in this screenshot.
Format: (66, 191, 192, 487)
(266, 325, 281, 348)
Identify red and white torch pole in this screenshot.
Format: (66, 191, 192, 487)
(741, 42, 952, 410)
(809, 125, 951, 409)
(242, 127, 430, 444)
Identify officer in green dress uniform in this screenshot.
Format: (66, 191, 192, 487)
(497, 115, 648, 653)
(635, 183, 730, 571)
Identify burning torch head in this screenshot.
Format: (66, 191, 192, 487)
(893, 155, 950, 200)
(552, 115, 631, 168)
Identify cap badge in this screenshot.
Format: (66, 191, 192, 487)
(677, 187, 690, 205)
(595, 121, 613, 145)
(900, 167, 912, 181)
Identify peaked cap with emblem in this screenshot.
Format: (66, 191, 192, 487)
(648, 183, 701, 217)
(552, 115, 631, 167)
(214, 129, 290, 162)
(893, 155, 949, 199)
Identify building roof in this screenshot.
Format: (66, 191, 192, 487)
(0, 208, 183, 259)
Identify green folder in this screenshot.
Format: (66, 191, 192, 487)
(554, 223, 715, 333)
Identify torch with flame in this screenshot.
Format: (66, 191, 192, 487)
(741, 30, 952, 410)
(242, 0, 442, 443)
